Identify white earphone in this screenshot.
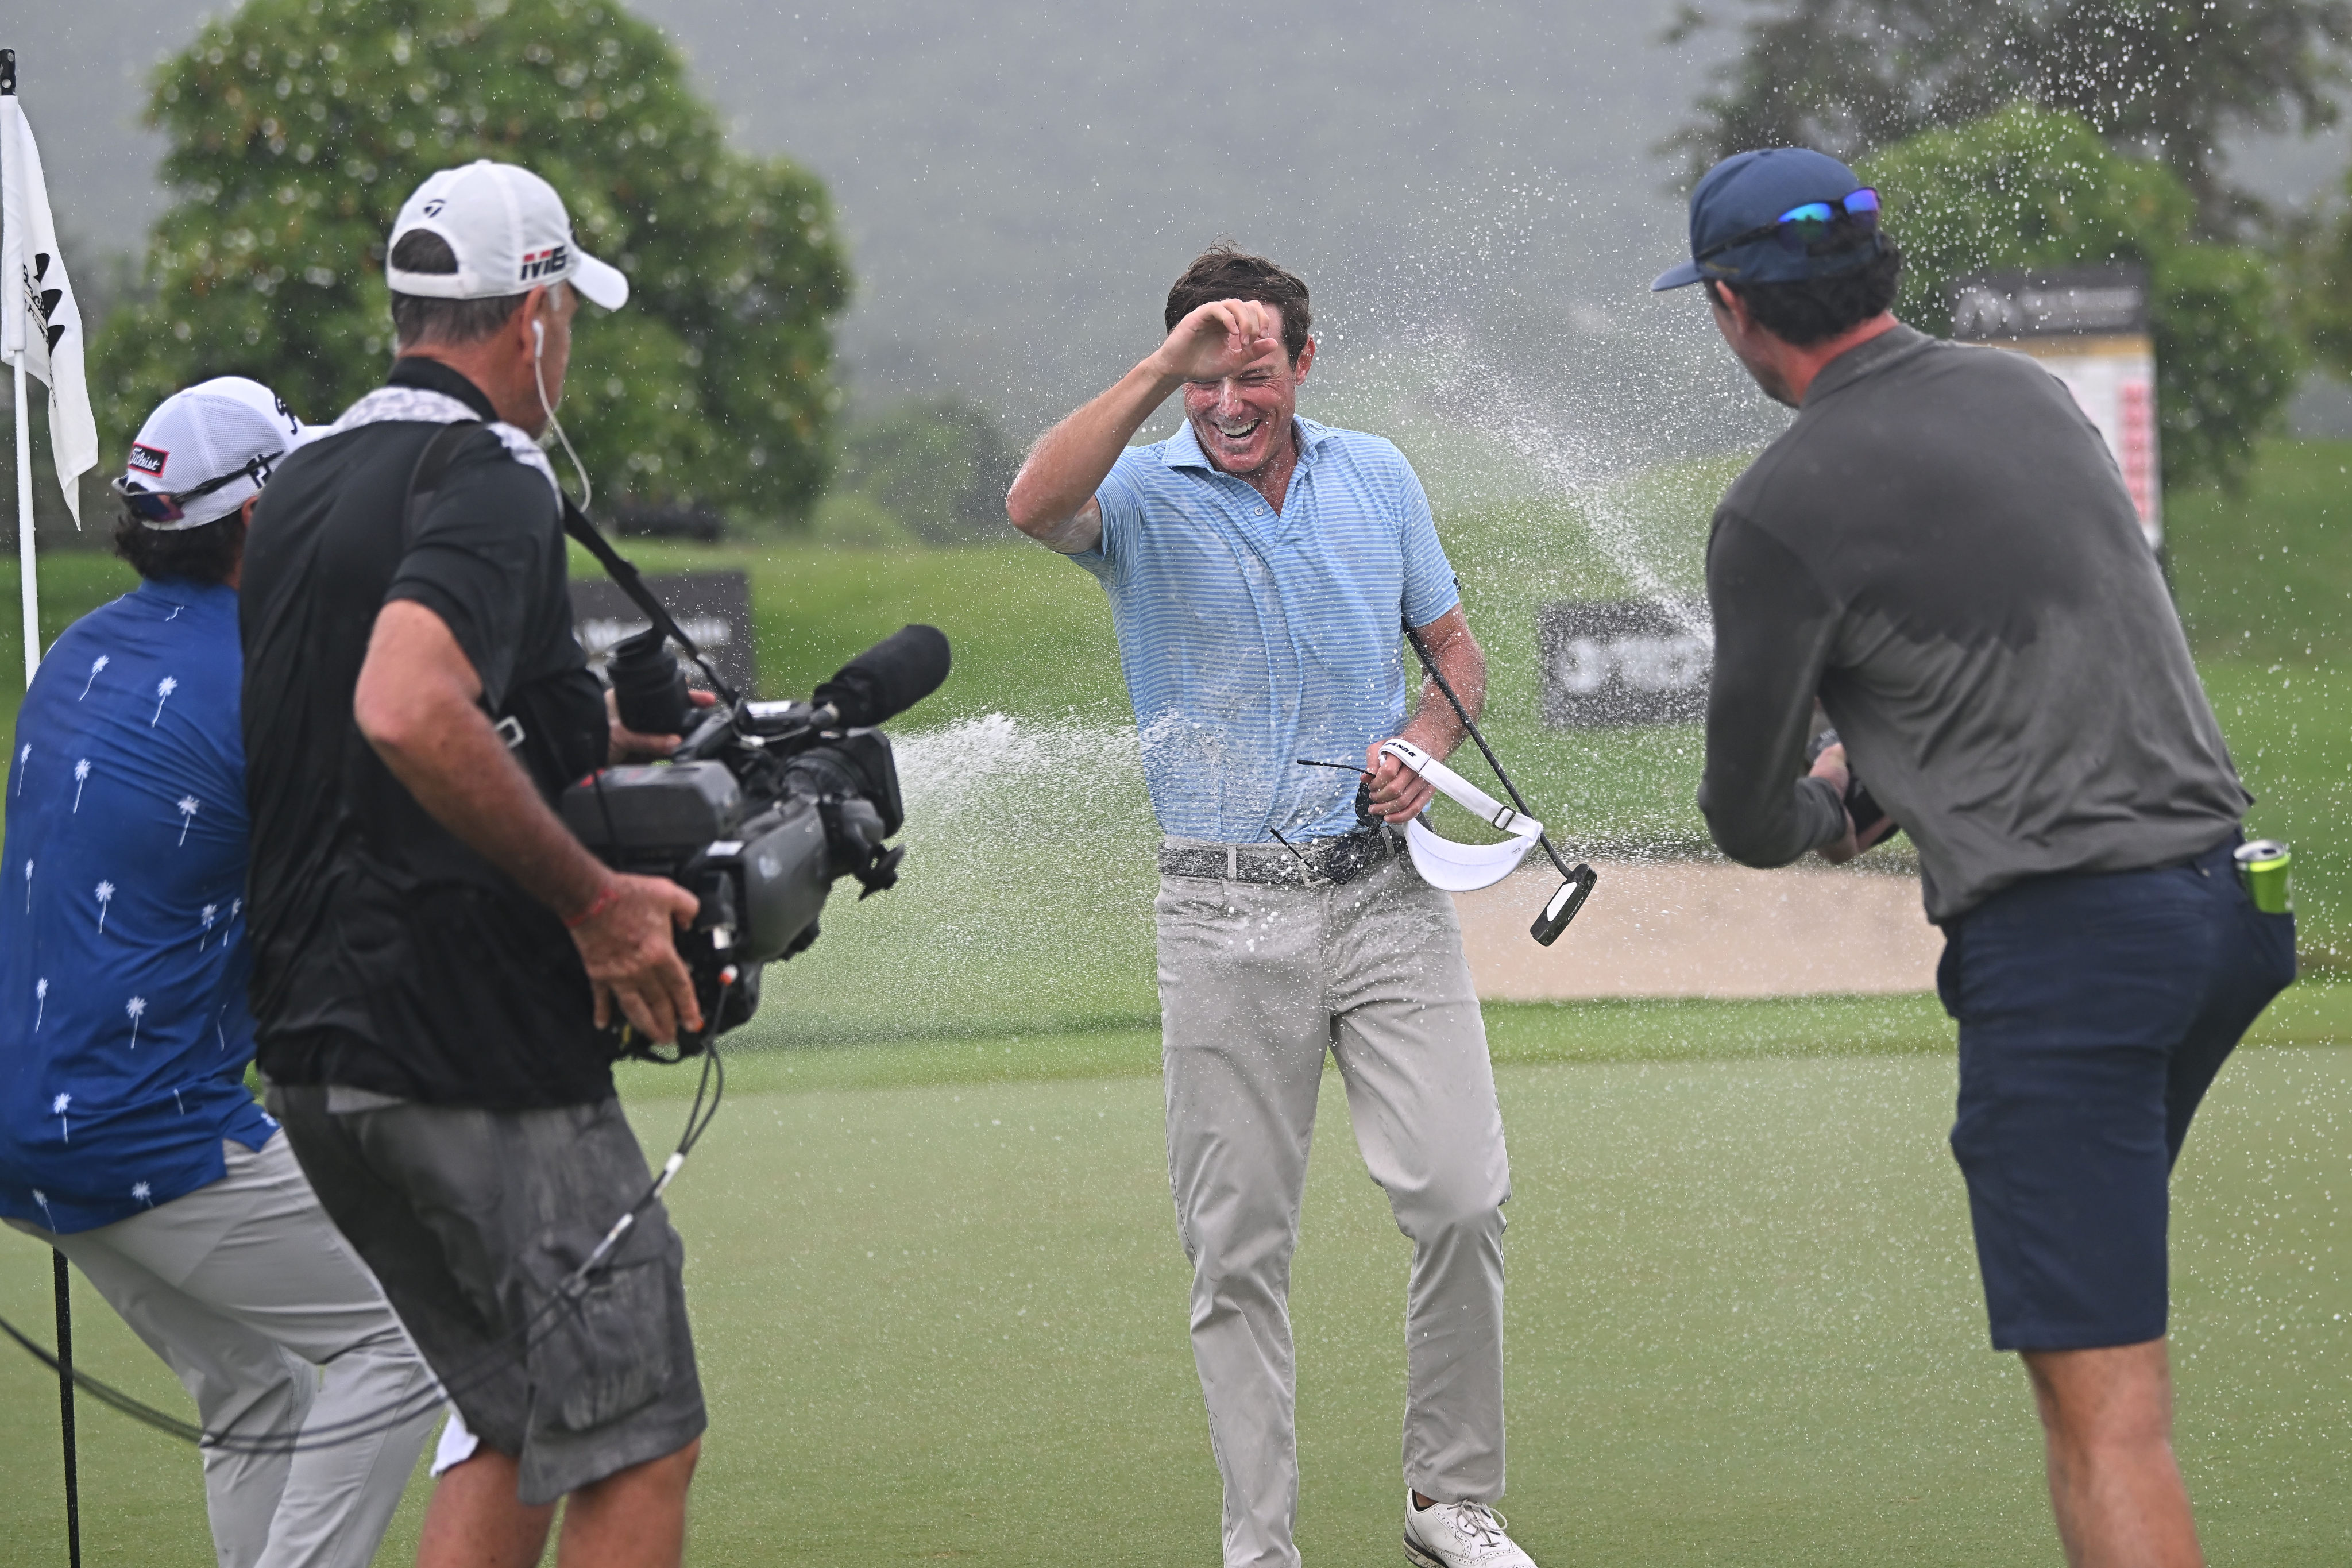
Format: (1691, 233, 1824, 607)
(528, 306, 591, 512)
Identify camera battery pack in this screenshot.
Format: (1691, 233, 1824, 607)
(563, 762, 743, 853)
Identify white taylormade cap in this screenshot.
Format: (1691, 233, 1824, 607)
(118, 377, 317, 530)
(385, 160, 629, 310)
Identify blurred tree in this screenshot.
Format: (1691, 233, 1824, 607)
(93, 0, 850, 525)
(2288, 173, 2352, 378)
(1665, 0, 2352, 234)
(1863, 106, 2300, 493)
(831, 398, 1021, 545)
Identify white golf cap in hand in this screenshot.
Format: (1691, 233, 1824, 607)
(1377, 738, 1544, 892)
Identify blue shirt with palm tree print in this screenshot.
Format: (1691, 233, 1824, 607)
(0, 577, 274, 1233)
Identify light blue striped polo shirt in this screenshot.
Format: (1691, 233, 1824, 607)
(1072, 415, 1460, 842)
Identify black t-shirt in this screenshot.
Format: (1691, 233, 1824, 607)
(241, 358, 613, 1108)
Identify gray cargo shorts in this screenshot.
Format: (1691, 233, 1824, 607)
(269, 1084, 705, 1505)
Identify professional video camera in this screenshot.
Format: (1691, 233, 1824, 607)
(560, 622, 952, 1058)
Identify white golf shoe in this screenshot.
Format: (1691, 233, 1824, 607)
(1401, 1493, 1538, 1568)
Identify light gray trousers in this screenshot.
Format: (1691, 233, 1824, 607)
(13, 1132, 438, 1568)
(1157, 846, 1511, 1568)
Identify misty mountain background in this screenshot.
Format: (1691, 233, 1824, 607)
(11, 0, 2352, 508)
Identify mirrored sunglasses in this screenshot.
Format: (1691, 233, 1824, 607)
(1696, 187, 1881, 264)
(111, 453, 275, 525)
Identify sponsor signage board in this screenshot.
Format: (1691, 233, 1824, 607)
(1948, 264, 2161, 548)
(1536, 600, 1713, 727)
(570, 570, 756, 697)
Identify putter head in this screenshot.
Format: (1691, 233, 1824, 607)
(1530, 863, 1598, 946)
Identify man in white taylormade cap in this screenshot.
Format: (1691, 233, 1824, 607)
(2, 379, 442, 1568)
(240, 161, 708, 1568)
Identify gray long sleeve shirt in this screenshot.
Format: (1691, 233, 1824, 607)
(1698, 323, 2249, 924)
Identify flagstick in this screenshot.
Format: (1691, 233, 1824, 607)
(5, 51, 77, 1568)
(13, 356, 35, 683)
(52, 1250, 80, 1568)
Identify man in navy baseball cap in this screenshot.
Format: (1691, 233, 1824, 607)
(1671, 145, 2280, 1568)
(1648, 147, 1893, 409)
(1650, 146, 1883, 293)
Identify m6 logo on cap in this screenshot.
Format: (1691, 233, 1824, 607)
(519, 243, 570, 282)
(127, 444, 169, 477)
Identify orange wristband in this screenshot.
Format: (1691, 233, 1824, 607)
(564, 881, 621, 929)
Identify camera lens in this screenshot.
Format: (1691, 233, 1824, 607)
(608, 627, 691, 736)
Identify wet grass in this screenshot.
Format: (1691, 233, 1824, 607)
(7, 1006, 2351, 1566)
(2169, 437, 2352, 667)
(620, 979, 2352, 1103)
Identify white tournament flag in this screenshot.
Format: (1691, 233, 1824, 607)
(3, 88, 98, 526)
(4, 59, 99, 688)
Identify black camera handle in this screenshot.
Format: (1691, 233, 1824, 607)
(403, 423, 741, 707)
(561, 500, 740, 708)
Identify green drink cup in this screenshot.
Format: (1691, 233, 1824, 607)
(2234, 839, 2292, 914)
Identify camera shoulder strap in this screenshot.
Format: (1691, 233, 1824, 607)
(400, 420, 739, 705)
(560, 499, 737, 704)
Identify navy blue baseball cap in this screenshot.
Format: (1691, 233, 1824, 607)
(1651, 148, 1883, 292)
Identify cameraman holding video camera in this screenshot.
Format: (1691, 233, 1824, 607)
(240, 161, 705, 1567)
(1659, 149, 2293, 1567)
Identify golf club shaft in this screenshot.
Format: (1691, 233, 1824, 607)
(1402, 621, 1575, 882)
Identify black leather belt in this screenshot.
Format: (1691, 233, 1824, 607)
(1159, 828, 1397, 887)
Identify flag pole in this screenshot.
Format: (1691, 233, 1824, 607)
(12, 355, 32, 686)
(6, 50, 79, 1568)
(52, 1248, 80, 1568)
(3, 48, 33, 688)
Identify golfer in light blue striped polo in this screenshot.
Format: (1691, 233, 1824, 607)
(1008, 244, 1535, 1568)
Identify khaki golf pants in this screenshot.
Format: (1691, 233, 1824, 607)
(12, 1133, 438, 1568)
(1157, 845, 1510, 1568)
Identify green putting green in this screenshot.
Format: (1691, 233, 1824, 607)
(6, 996, 2351, 1566)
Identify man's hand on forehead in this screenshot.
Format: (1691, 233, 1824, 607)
(1156, 298, 1287, 384)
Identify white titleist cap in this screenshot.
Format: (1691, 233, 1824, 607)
(118, 377, 316, 530)
(385, 160, 629, 311)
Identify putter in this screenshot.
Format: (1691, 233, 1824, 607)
(1402, 620, 1597, 945)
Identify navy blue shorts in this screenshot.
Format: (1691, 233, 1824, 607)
(1939, 835, 2296, 1352)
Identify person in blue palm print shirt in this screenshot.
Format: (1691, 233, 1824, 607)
(0, 379, 437, 1568)
(0, 529, 267, 1228)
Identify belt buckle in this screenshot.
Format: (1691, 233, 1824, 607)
(1320, 830, 1383, 886)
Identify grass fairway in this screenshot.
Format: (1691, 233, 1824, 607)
(6, 993, 2352, 1566)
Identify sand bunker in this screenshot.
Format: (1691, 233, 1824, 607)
(1455, 858, 1942, 999)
